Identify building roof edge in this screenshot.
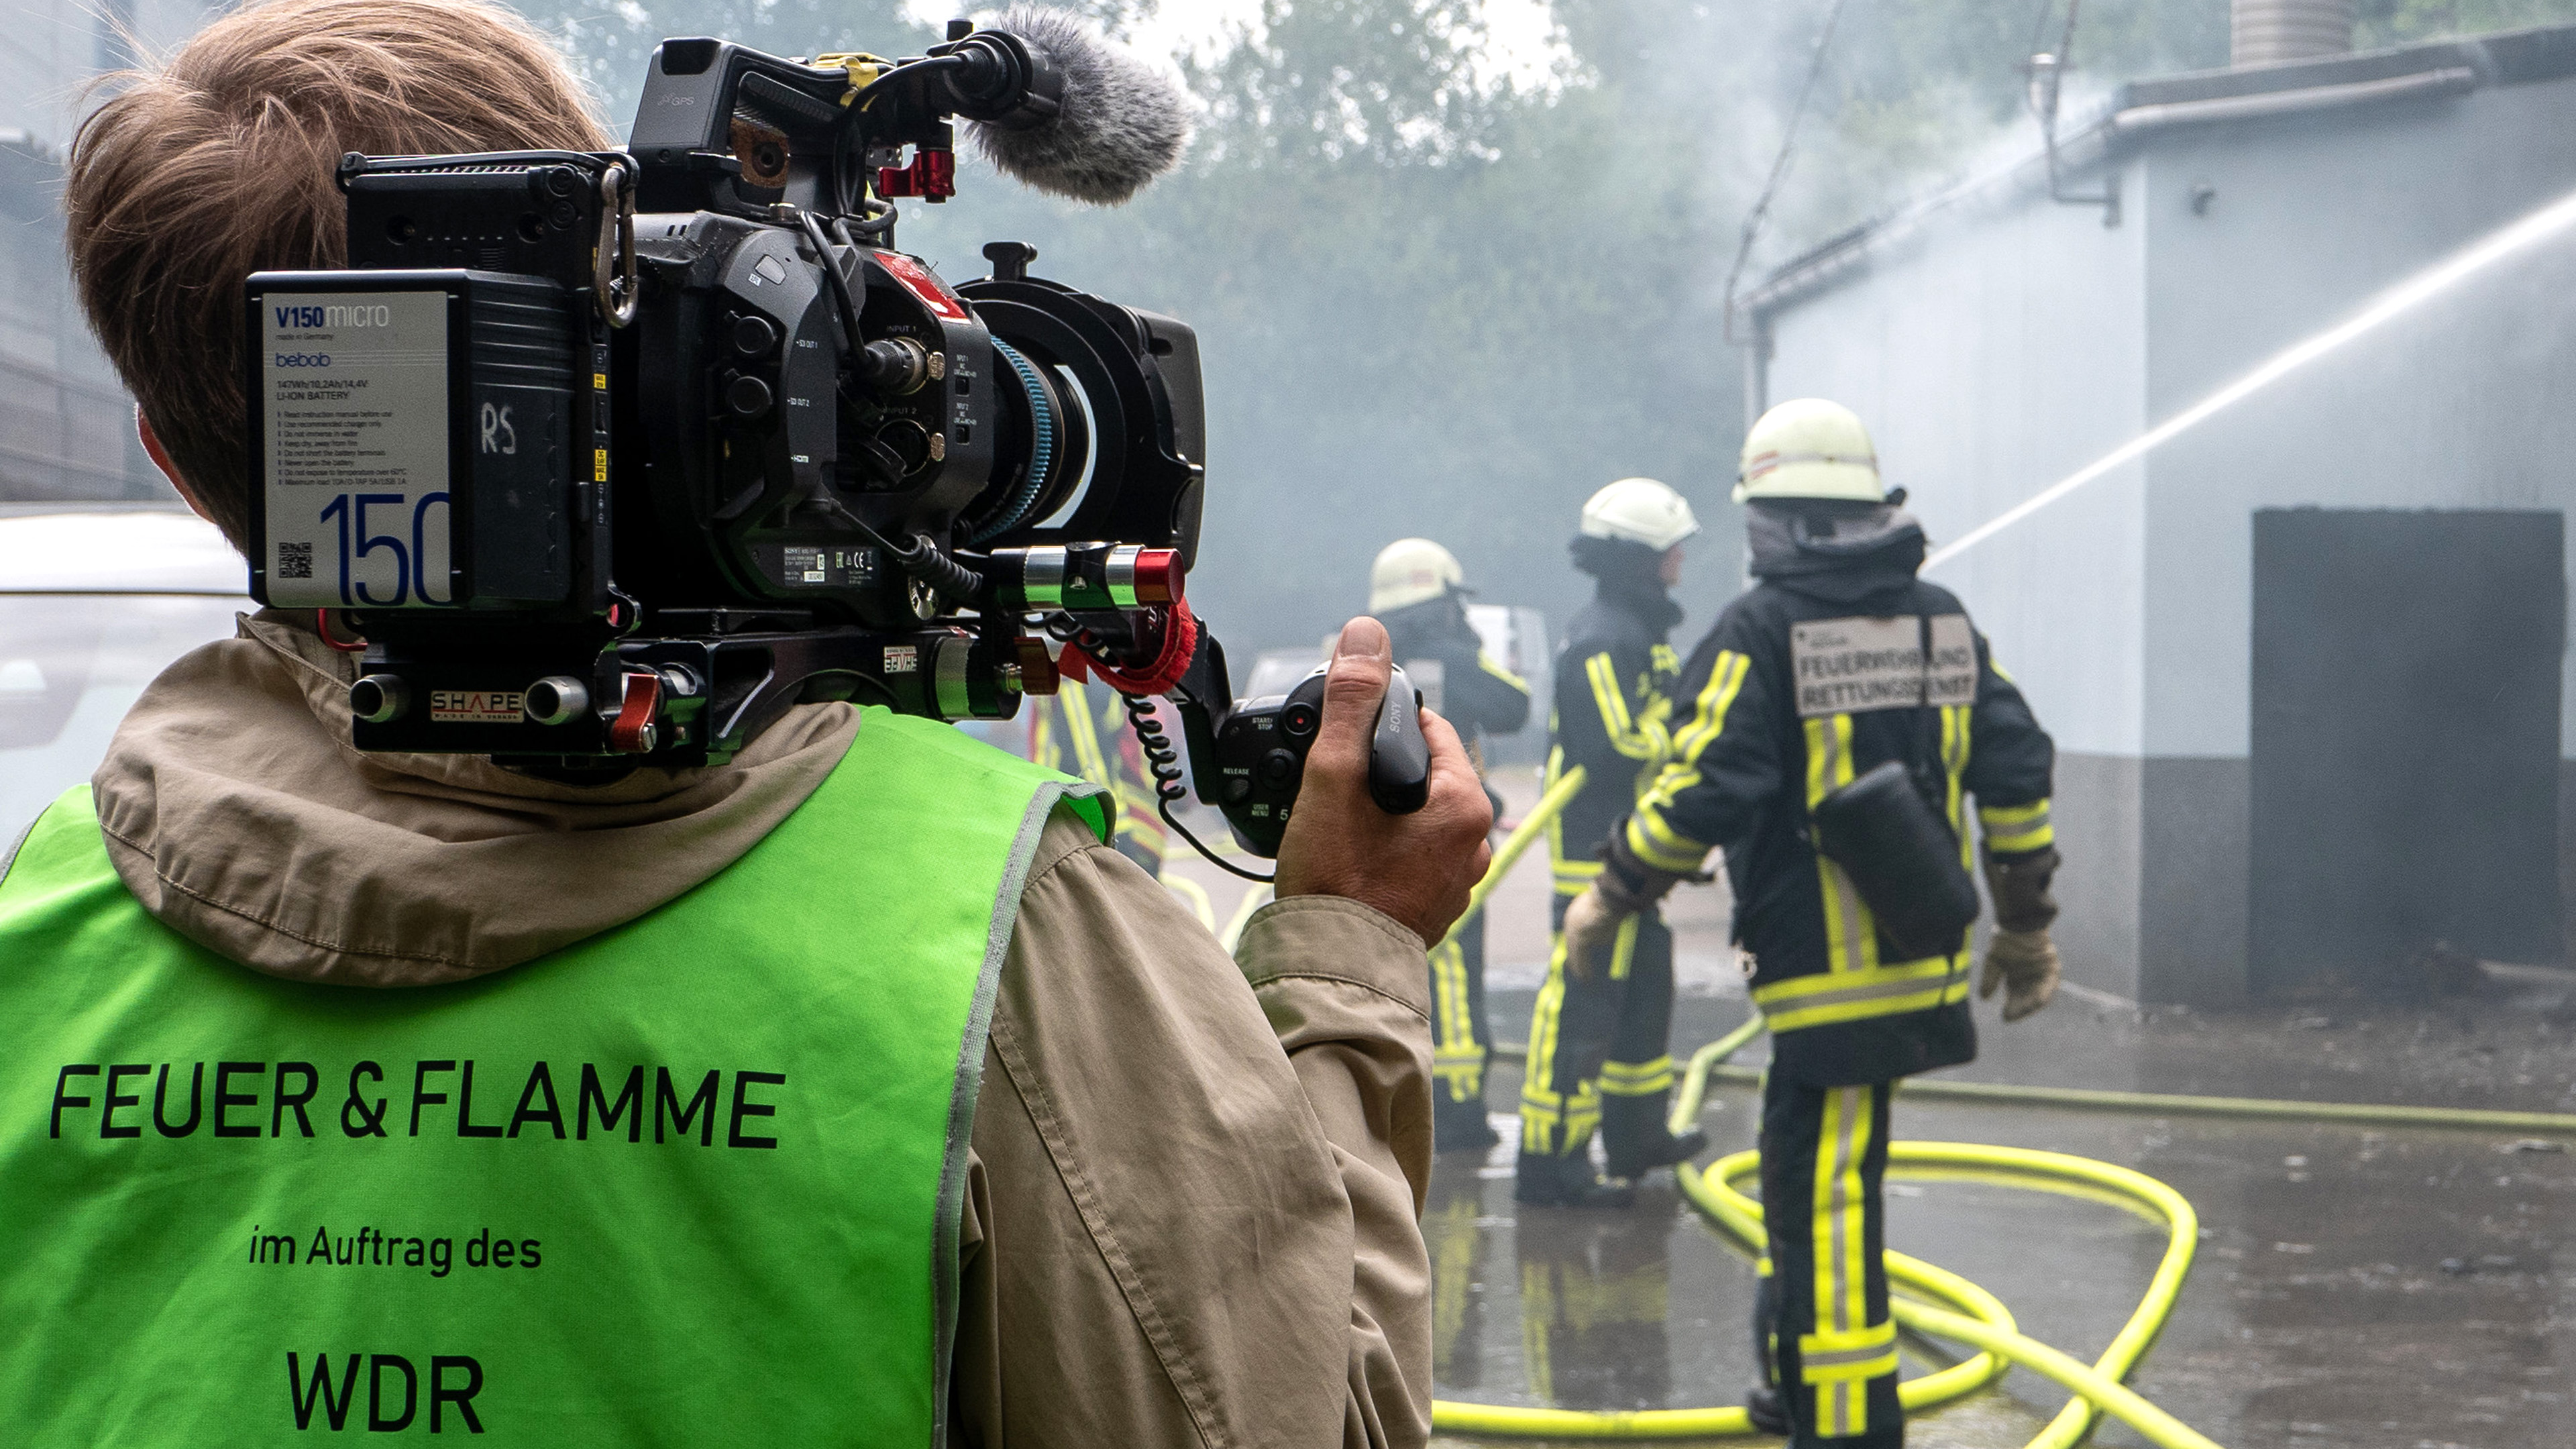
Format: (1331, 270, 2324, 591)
(1737, 22, 2576, 324)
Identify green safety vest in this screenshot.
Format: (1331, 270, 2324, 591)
(0, 708, 1104, 1448)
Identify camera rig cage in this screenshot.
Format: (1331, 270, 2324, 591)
(241, 20, 1344, 869)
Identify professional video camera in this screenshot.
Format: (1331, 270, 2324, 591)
(243, 10, 1421, 871)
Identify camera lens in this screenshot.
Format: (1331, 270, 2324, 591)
(1281, 701, 1319, 738)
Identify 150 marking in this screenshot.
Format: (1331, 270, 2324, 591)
(315, 491, 450, 605)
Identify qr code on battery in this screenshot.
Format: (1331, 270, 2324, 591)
(276, 542, 313, 580)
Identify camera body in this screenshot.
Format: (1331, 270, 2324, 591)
(241, 20, 1416, 863)
(246, 32, 1205, 770)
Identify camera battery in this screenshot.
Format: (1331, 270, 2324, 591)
(246, 268, 575, 610)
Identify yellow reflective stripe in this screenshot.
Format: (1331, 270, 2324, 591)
(1623, 810, 1709, 873)
(1475, 649, 1528, 693)
(1430, 938, 1479, 1102)
(1756, 955, 1957, 1002)
(1811, 1085, 1872, 1436)
(1943, 704, 1972, 871)
(1608, 912, 1640, 981)
(1627, 650, 1749, 869)
(1585, 652, 1637, 747)
(1801, 716, 1829, 809)
(1980, 798, 2055, 853)
(1517, 939, 1599, 1155)
(1755, 954, 1972, 1032)
(1598, 1056, 1675, 1095)
(1803, 714, 1878, 977)
(1985, 821, 2055, 852)
(1799, 1320, 1898, 1383)
(1668, 649, 1751, 763)
(1583, 651, 1663, 761)
(1544, 743, 1569, 872)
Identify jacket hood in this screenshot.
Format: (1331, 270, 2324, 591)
(1745, 502, 1927, 607)
(1571, 535, 1683, 637)
(89, 612, 858, 988)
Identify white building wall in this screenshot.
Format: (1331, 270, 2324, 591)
(1760, 64, 2576, 1000)
(1761, 163, 2155, 998)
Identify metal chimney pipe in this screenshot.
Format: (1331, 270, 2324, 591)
(2233, 0, 2356, 66)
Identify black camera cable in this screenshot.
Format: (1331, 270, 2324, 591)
(779, 205, 989, 607)
(1120, 690, 1273, 884)
(794, 209, 867, 356)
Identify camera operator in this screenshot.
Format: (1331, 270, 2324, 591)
(0, 3, 1492, 1446)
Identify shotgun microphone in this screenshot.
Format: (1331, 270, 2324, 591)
(960, 6, 1192, 206)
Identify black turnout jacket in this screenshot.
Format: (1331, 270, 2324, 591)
(1546, 574, 1685, 906)
(1621, 506, 2055, 1086)
(1381, 596, 1532, 750)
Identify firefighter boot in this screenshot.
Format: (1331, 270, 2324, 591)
(1434, 1093, 1501, 1154)
(1600, 1089, 1710, 1179)
(1744, 1385, 1790, 1436)
(1513, 1141, 1637, 1209)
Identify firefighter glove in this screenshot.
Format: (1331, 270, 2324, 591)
(1980, 928, 2060, 1022)
(1560, 883, 1623, 983)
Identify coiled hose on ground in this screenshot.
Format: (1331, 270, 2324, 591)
(1426, 771, 2576, 1446)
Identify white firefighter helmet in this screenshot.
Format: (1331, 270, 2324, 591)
(1369, 537, 1467, 612)
(1734, 398, 1885, 504)
(1579, 478, 1700, 552)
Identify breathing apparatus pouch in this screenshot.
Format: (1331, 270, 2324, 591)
(1810, 759, 1981, 960)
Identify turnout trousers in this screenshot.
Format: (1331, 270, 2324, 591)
(1517, 896, 1678, 1169)
(1754, 1074, 1900, 1447)
(1430, 902, 1493, 1130)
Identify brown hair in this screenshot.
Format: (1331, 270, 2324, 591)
(66, 0, 610, 551)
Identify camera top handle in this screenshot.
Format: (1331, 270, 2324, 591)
(627, 30, 1062, 228)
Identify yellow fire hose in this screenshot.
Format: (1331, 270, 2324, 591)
(1438, 765, 1591, 951)
(1434, 1020, 2220, 1448)
(1426, 768, 2576, 1444)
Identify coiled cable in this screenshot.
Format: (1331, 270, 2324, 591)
(1122, 690, 1273, 883)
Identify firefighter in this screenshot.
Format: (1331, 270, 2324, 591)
(1371, 538, 1532, 1150)
(1515, 480, 1711, 1208)
(1565, 399, 2062, 1445)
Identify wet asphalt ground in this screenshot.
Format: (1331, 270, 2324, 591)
(1165, 772, 2576, 1448)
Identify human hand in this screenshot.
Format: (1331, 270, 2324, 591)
(1275, 617, 1495, 945)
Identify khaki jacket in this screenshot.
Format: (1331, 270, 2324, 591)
(78, 612, 1434, 1448)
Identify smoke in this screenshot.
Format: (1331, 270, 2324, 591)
(521, 0, 2237, 660)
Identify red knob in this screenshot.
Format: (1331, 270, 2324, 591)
(1130, 548, 1184, 604)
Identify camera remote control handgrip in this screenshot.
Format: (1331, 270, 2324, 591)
(1207, 663, 1429, 858)
(1369, 672, 1430, 814)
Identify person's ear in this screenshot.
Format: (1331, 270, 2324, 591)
(136, 409, 217, 527)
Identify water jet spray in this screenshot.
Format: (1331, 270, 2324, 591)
(1926, 181, 2576, 571)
